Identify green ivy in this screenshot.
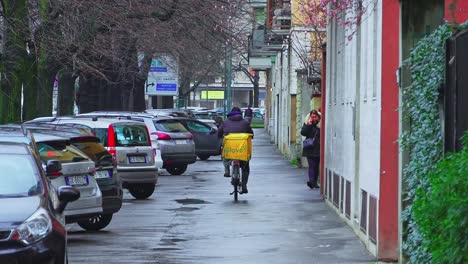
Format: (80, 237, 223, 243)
(401, 22, 468, 263)
(413, 133, 468, 264)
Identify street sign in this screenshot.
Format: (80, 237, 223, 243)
(145, 55, 179, 96)
(201, 91, 225, 99)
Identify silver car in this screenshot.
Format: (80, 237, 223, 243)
(33, 133, 103, 224)
(145, 117, 197, 175)
(36, 117, 158, 199)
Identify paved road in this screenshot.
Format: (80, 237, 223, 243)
(68, 128, 375, 264)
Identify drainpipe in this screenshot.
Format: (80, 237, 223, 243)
(295, 72, 303, 168)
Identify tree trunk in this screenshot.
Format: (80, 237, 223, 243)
(0, 0, 29, 124)
(21, 54, 38, 121)
(35, 58, 56, 117)
(57, 71, 76, 115)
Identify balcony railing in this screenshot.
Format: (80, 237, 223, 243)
(248, 28, 287, 58)
(271, 7, 291, 33)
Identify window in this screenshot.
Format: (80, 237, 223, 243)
(0, 154, 40, 196)
(113, 125, 150, 146)
(72, 141, 111, 162)
(154, 120, 189, 133)
(37, 142, 89, 163)
(187, 121, 210, 133)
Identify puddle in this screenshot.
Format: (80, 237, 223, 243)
(166, 207, 200, 212)
(175, 198, 211, 205)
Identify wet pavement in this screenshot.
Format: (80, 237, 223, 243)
(68, 128, 375, 264)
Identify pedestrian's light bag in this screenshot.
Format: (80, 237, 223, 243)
(222, 133, 253, 161)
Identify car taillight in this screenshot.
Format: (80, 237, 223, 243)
(189, 133, 194, 140)
(107, 125, 117, 165)
(47, 171, 63, 178)
(151, 132, 171, 140)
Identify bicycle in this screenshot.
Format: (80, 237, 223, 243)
(222, 133, 252, 202)
(229, 160, 242, 201)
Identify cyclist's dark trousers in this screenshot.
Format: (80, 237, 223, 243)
(240, 161, 250, 186)
(224, 159, 250, 185)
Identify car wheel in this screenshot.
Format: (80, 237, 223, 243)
(77, 214, 113, 231)
(166, 165, 188, 175)
(128, 184, 155, 199)
(198, 154, 210, 160)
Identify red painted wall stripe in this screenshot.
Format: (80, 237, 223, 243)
(320, 44, 327, 196)
(445, 0, 468, 24)
(379, 0, 399, 261)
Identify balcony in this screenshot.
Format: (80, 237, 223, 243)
(248, 28, 287, 57)
(249, 0, 267, 8)
(271, 7, 291, 35)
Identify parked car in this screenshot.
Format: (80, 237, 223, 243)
(145, 108, 196, 119)
(31, 117, 158, 199)
(33, 133, 104, 224)
(75, 112, 197, 176)
(192, 111, 217, 128)
(147, 117, 197, 175)
(24, 125, 123, 231)
(0, 133, 79, 263)
(241, 108, 265, 128)
(176, 118, 222, 160)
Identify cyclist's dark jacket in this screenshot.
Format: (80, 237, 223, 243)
(218, 111, 253, 137)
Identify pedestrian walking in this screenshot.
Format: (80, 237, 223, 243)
(213, 116, 224, 129)
(244, 105, 253, 124)
(301, 110, 321, 189)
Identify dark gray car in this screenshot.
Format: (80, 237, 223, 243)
(176, 118, 222, 160)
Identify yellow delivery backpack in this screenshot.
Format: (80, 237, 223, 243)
(222, 133, 253, 161)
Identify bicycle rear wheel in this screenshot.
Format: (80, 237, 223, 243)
(232, 163, 240, 201)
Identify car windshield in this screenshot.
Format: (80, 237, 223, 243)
(0, 154, 41, 197)
(37, 142, 90, 163)
(153, 120, 189, 133)
(113, 124, 150, 146)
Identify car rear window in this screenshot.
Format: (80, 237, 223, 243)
(153, 120, 189, 133)
(37, 142, 90, 163)
(72, 141, 112, 163)
(93, 128, 109, 146)
(0, 154, 41, 197)
(113, 124, 150, 146)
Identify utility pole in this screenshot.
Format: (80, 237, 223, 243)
(225, 46, 232, 113)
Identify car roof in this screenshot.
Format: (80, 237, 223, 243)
(32, 132, 69, 143)
(53, 117, 145, 128)
(0, 125, 34, 144)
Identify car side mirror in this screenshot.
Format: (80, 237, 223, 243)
(210, 127, 217, 134)
(46, 160, 62, 177)
(56, 186, 80, 214)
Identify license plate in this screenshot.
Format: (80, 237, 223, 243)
(95, 170, 111, 179)
(65, 175, 89, 186)
(129, 155, 146, 163)
(175, 140, 186, 144)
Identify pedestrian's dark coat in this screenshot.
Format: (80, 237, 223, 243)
(218, 111, 253, 137)
(301, 123, 320, 157)
(244, 108, 253, 118)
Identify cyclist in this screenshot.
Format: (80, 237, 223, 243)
(218, 106, 254, 193)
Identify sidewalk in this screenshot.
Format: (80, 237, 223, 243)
(153, 128, 376, 264)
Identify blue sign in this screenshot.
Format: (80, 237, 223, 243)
(150, 67, 167, 72)
(156, 83, 177, 91)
